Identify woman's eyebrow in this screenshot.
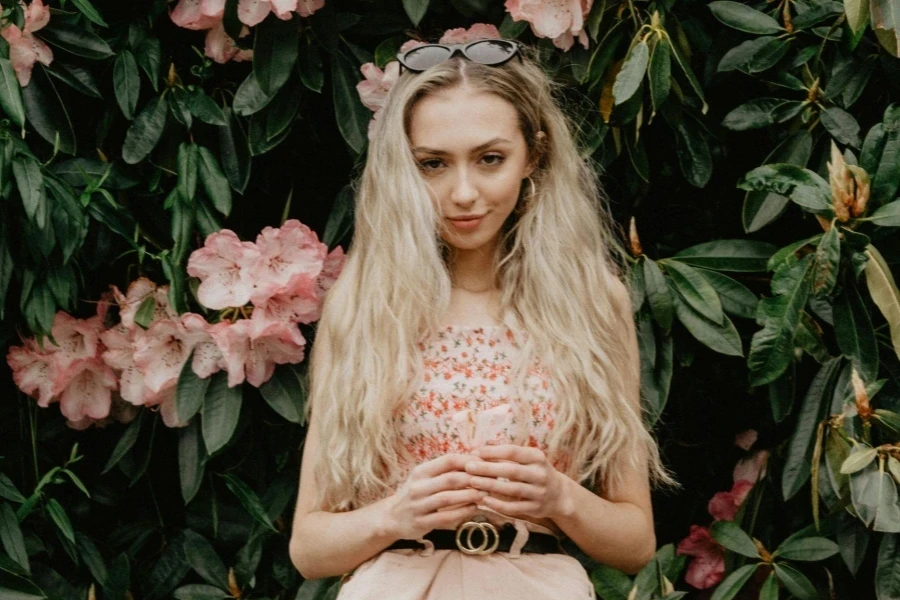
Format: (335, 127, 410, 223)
(412, 137, 512, 155)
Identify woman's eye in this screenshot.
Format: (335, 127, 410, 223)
(418, 159, 444, 172)
(481, 154, 505, 166)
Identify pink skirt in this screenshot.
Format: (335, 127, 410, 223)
(336, 517, 594, 600)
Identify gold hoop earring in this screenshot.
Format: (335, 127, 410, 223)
(526, 176, 536, 201)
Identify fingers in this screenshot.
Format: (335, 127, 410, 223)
(420, 503, 480, 530)
(415, 453, 482, 478)
(479, 496, 539, 516)
(465, 460, 544, 485)
(409, 470, 473, 499)
(474, 444, 544, 464)
(418, 488, 488, 513)
(468, 476, 542, 500)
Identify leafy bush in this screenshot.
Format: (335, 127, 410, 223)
(1, 0, 900, 598)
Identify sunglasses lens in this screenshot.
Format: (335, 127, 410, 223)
(404, 45, 453, 71)
(466, 40, 517, 65)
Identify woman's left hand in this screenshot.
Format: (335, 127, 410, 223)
(464, 444, 573, 520)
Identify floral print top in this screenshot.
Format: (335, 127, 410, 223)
(361, 323, 564, 505)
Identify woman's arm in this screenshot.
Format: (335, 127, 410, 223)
(289, 404, 487, 579)
(466, 276, 656, 574)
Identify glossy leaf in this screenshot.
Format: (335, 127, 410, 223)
(709, 564, 758, 600)
(0, 503, 28, 573)
(22, 64, 76, 155)
(877, 533, 900, 600)
(0, 58, 25, 128)
(178, 419, 206, 505)
(102, 409, 144, 474)
(259, 363, 306, 424)
(696, 269, 758, 319)
(183, 530, 228, 590)
(833, 279, 879, 381)
(821, 106, 862, 147)
(46, 498, 75, 544)
(38, 23, 113, 59)
(122, 96, 168, 165)
(178, 142, 199, 204)
(197, 147, 232, 217)
(709, 1, 784, 34)
(222, 473, 278, 532)
(613, 40, 649, 105)
(773, 563, 818, 600)
(331, 50, 369, 154)
(201, 371, 242, 456)
(254, 15, 299, 96)
(871, 105, 900, 205)
(774, 536, 840, 560)
(648, 37, 670, 112)
(865, 245, 900, 362)
(176, 354, 209, 425)
(673, 118, 712, 188)
(811, 224, 840, 298)
(217, 106, 251, 193)
(841, 446, 878, 474)
(710, 521, 760, 558)
(113, 50, 140, 120)
(759, 573, 778, 600)
(674, 240, 775, 272)
(642, 259, 672, 332)
(671, 286, 743, 356)
(403, 0, 429, 25)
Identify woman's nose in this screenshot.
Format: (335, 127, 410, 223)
(450, 168, 478, 204)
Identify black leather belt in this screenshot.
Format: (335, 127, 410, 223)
(386, 521, 564, 555)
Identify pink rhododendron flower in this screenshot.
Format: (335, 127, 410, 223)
(734, 449, 769, 484)
(211, 318, 306, 387)
(237, 0, 322, 26)
(205, 21, 254, 63)
(181, 313, 228, 378)
(0, 0, 52, 86)
(7, 340, 56, 407)
(250, 219, 328, 305)
(112, 278, 176, 331)
(708, 480, 754, 521)
(53, 358, 117, 422)
(504, 0, 592, 51)
(49, 312, 104, 372)
(734, 429, 758, 451)
(438, 23, 501, 44)
(169, 0, 222, 29)
(133, 319, 203, 394)
(357, 61, 400, 113)
(252, 273, 320, 325)
(677, 525, 726, 589)
(316, 246, 344, 299)
(100, 324, 148, 405)
(187, 230, 260, 309)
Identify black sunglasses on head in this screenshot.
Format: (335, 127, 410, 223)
(396, 39, 523, 74)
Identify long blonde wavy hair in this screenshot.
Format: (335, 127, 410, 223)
(309, 47, 671, 511)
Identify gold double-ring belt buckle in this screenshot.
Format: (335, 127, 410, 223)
(455, 516, 500, 555)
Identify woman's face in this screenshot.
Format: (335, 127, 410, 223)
(408, 85, 534, 254)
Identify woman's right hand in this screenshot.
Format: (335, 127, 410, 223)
(381, 453, 488, 540)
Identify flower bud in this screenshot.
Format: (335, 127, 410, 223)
(847, 165, 870, 217)
(851, 367, 872, 421)
(629, 217, 643, 257)
(828, 141, 853, 222)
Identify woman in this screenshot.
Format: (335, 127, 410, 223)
(289, 39, 672, 598)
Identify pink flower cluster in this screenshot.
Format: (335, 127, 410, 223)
(505, 0, 593, 51)
(356, 24, 501, 140)
(0, 0, 53, 86)
(676, 430, 769, 589)
(7, 220, 344, 430)
(169, 0, 324, 63)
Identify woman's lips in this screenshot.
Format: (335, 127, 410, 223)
(448, 216, 484, 230)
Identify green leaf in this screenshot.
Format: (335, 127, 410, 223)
(0, 58, 25, 128)
(136, 37, 162, 91)
(177, 142, 199, 203)
(824, 431, 853, 500)
(781, 357, 841, 500)
(221, 473, 278, 533)
(671, 288, 743, 356)
(845, 0, 871, 33)
(833, 279, 879, 381)
(102, 409, 144, 474)
(13, 156, 47, 229)
(0, 503, 28, 573)
(748, 258, 814, 386)
(674, 240, 776, 272)
(709, 1, 784, 34)
(217, 106, 251, 193)
(590, 563, 632, 600)
(769, 361, 796, 422)
(0, 474, 26, 504)
(403, 0, 429, 25)
(331, 50, 369, 154)
(821, 107, 862, 148)
(70, 0, 108, 26)
(613, 40, 649, 106)
(710, 521, 760, 559)
(877, 533, 900, 600)
(666, 32, 708, 114)
(643, 258, 673, 331)
(201, 371, 242, 455)
(294, 577, 342, 600)
(323, 184, 355, 250)
(113, 50, 140, 120)
(871, 105, 900, 205)
(46, 498, 75, 544)
(841, 446, 879, 474)
(178, 419, 206, 505)
(298, 36, 324, 93)
(122, 96, 168, 165)
(811, 225, 840, 297)
(75, 533, 107, 587)
(696, 269, 758, 319)
(142, 531, 191, 600)
(259, 363, 307, 423)
(663, 260, 724, 324)
(865, 245, 900, 362)
(173, 584, 228, 600)
(773, 563, 818, 600)
(197, 147, 232, 217)
(759, 572, 778, 600)
(673, 118, 712, 188)
(134, 295, 155, 329)
(182, 530, 229, 590)
(176, 354, 209, 425)
(837, 512, 869, 575)
(648, 38, 671, 113)
(233, 72, 272, 117)
(710, 564, 758, 600)
(254, 14, 299, 96)
(869, 199, 900, 226)
(22, 64, 76, 155)
(187, 90, 226, 126)
(38, 23, 114, 59)
(774, 536, 840, 560)
(718, 36, 775, 72)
